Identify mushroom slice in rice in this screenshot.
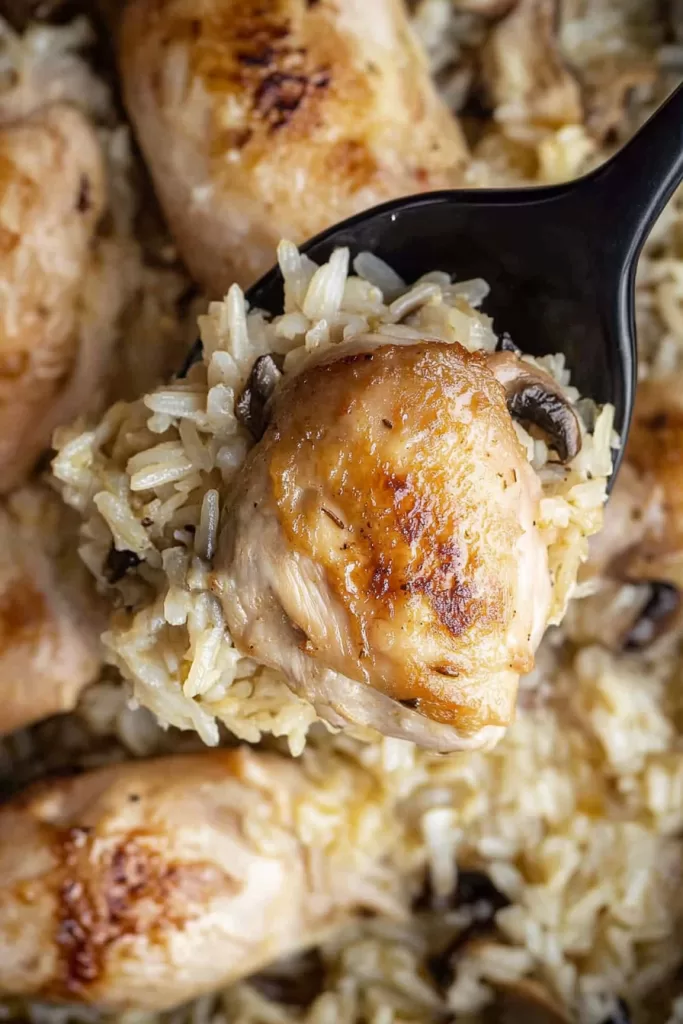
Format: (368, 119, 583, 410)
(235, 354, 284, 441)
(622, 581, 681, 650)
(487, 350, 582, 463)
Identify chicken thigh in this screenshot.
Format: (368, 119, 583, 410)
(0, 103, 110, 492)
(0, 748, 397, 1010)
(119, 0, 469, 295)
(213, 339, 551, 751)
(0, 485, 104, 736)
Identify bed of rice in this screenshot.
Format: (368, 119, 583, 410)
(3, 2, 683, 1024)
(52, 240, 613, 753)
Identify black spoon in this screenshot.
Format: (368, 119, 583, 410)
(185, 84, 683, 482)
(257, 85, 683, 476)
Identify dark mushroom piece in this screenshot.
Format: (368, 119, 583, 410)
(416, 867, 511, 915)
(420, 870, 511, 991)
(248, 949, 326, 1008)
(235, 353, 284, 440)
(487, 351, 582, 463)
(623, 581, 680, 651)
(496, 332, 522, 356)
(103, 544, 142, 584)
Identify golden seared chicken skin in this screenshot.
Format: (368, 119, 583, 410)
(119, 0, 469, 295)
(0, 486, 104, 736)
(0, 104, 108, 492)
(0, 749, 396, 1010)
(214, 339, 552, 751)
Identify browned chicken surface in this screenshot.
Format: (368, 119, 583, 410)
(0, 748, 397, 1010)
(0, 485, 104, 736)
(214, 338, 551, 751)
(119, 0, 469, 296)
(0, 103, 113, 493)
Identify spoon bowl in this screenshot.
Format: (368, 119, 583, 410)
(239, 83, 683, 483)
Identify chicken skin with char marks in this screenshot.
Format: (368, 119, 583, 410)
(213, 338, 551, 751)
(0, 749, 395, 1010)
(119, 0, 469, 294)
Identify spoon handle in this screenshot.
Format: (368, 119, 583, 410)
(588, 82, 683, 272)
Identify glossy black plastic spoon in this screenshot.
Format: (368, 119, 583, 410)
(208, 82, 678, 483)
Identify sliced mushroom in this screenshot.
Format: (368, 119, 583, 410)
(422, 871, 511, 990)
(235, 354, 284, 440)
(487, 351, 582, 463)
(416, 867, 510, 915)
(623, 581, 680, 651)
(103, 544, 142, 584)
(248, 949, 326, 1008)
(600, 999, 632, 1024)
(484, 977, 570, 1023)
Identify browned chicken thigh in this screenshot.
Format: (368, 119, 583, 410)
(0, 103, 109, 492)
(0, 749, 397, 1010)
(119, 0, 469, 295)
(214, 338, 551, 751)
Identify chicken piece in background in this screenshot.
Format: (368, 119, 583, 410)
(118, 0, 469, 296)
(0, 103, 115, 493)
(481, 0, 583, 128)
(0, 484, 105, 736)
(570, 375, 683, 652)
(216, 340, 552, 752)
(0, 11, 200, 489)
(0, 748, 401, 1010)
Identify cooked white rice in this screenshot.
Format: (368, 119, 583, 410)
(52, 239, 613, 754)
